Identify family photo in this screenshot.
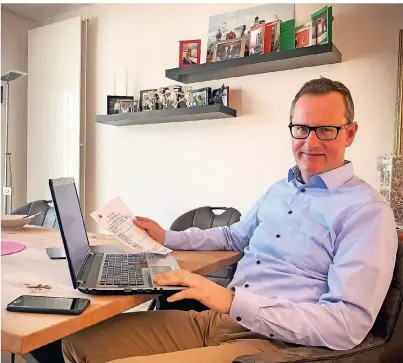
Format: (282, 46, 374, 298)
(214, 38, 245, 61)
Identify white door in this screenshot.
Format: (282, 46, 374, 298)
(27, 17, 83, 203)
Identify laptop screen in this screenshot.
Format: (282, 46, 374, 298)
(50, 178, 90, 281)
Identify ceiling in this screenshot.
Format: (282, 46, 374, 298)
(1, 3, 93, 23)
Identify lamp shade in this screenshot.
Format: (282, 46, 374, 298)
(1, 70, 27, 82)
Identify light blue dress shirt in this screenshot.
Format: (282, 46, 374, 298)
(164, 162, 398, 350)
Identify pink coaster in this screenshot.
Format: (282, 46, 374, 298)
(1, 240, 25, 256)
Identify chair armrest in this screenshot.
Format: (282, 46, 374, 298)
(233, 341, 386, 363)
(233, 346, 336, 363)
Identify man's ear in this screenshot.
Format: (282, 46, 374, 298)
(345, 122, 358, 147)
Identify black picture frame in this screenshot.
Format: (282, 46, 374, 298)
(107, 95, 134, 115)
(189, 87, 212, 107)
(140, 89, 157, 111)
(211, 86, 229, 107)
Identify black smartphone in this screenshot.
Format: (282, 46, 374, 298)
(6, 295, 90, 315)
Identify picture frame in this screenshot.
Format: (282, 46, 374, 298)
(160, 85, 183, 109)
(179, 39, 201, 67)
(249, 24, 265, 55)
(295, 21, 315, 48)
(190, 87, 212, 107)
(120, 100, 138, 113)
(311, 5, 332, 45)
(107, 95, 134, 115)
(140, 89, 157, 111)
(213, 37, 246, 62)
(212, 85, 229, 107)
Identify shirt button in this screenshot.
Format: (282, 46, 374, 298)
(245, 284, 249, 288)
(276, 234, 281, 238)
(301, 188, 306, 193)
(288, 210, 292, 214)
(236, 316, 242, 322)
(256, 260, 261, 265)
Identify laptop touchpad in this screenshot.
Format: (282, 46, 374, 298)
(150, 266, 172, 275)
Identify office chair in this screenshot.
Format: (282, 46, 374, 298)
(149, 206, 241, 311)
(234, 239, 403, 363)
(11, 199, 59, 228)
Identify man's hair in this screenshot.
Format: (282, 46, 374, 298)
(289, 77, 355, 124)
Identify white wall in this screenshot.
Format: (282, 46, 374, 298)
(39, 3, 403, 232)
(1, 9, 36, 210)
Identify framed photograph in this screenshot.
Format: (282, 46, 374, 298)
(140, 89, 157, 111)
(311, 5, 332, 45)
(249, 24, 265, 55)
(179, 39, 201, 67)
(295, 21, 314, 48)
(212, 85, 229, 107)
(120, 100, 138, 113)
(160, 85, 183, 109)
(213, 37, 246, 62)
(270, 21, 281, 52)
(107, 95, 134, 115)
(190, 87, 212, 107)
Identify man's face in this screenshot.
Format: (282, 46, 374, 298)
(291, 92, 358, 182)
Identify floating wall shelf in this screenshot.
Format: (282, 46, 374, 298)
(95, 104, 237, 126)
(165, 43, 342, 84)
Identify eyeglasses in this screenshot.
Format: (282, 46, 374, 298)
(288, 123, 352, 140)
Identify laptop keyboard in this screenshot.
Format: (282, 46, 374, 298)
(99, 254, 146, 286)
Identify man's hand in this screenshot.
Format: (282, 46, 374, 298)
(154, 270, 234, 313)
(133, 217, 165, 244)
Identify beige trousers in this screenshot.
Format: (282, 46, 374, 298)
(62, 309, 290, 363)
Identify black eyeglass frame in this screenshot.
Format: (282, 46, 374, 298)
(288, 122, 352, 140)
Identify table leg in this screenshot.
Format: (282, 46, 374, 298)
(21, 339, 63, 363)
(21, 354, 40, 363)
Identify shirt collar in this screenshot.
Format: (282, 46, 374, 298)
(288, 161, 354, 190)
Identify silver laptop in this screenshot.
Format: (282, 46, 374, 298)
(49, 177, 185, 295)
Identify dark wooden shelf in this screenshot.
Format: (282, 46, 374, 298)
(95, 104, 237, 126)
(165, 43, 342, 84)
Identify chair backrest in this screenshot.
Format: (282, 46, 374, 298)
(233, 243, 402, 363)
(11, 200, 59, 228)
(364, 239, 403, 359)
(170, 206, 241, 231)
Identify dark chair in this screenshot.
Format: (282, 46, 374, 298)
(233, 239, 403, 363)
(11, 199, 59, 228)
(149, 206, 241, 311)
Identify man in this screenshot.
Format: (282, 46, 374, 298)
(62, 78, 398, 363)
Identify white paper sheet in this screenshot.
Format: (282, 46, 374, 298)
(90, 197, 172, 255)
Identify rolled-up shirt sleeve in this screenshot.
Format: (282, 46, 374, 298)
(229, 202, 398, 350)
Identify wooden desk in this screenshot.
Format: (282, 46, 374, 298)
(1, 227, 241, 355)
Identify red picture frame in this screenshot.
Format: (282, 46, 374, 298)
(179, 39, 201, 68)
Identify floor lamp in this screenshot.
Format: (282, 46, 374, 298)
(1, 70, 28, 215)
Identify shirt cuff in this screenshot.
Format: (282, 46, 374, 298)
(164, 230, 187, 250)
(229, 288, 260, 328)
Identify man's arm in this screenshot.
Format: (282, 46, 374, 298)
(229, 202, 398, 350)
(164, 194, 266, 252)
